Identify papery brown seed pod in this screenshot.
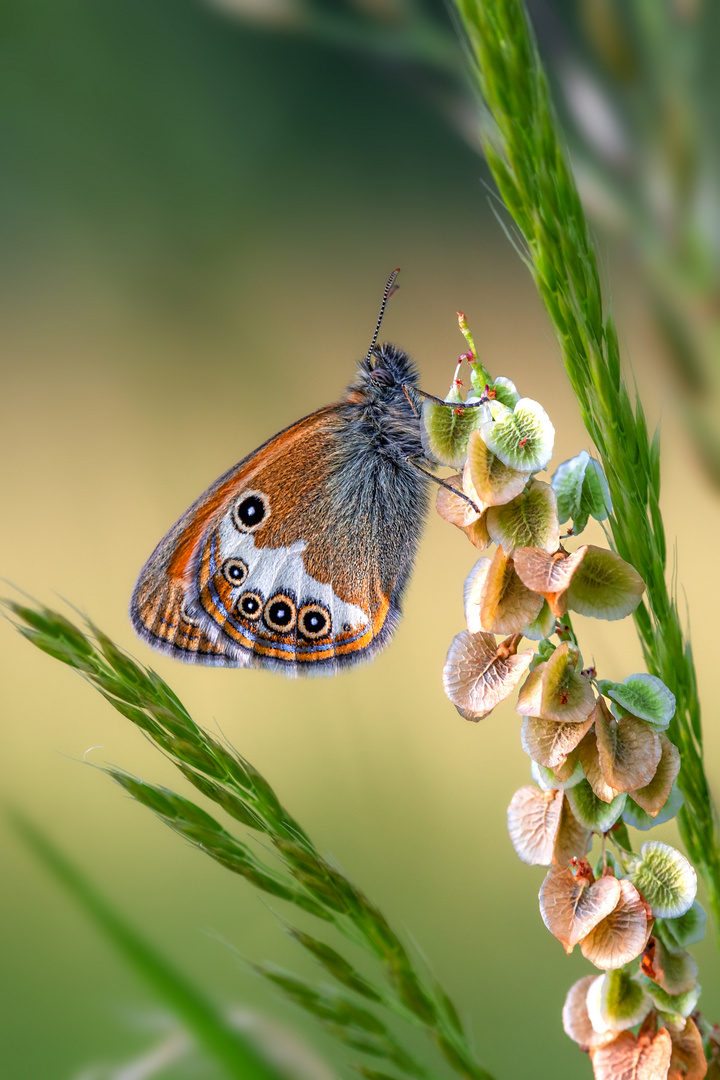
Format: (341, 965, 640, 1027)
(538, 642, 596, 723)
(630, 735, 681, 816)
(465, 428, 530, 506)
(474, 546, 544, 635)
(668, 1017, 707, 1080)
(540, 864, 621, 952)
(595, 703, 662, 794)
(579, 879, 653, 969)
(436, 473, 483, 528)
(590, 1027, 672, 1080)
(522, 711, 596, 769)
(514, 544, 588, 616)
(443, 630, 533, 721)
(553, 796, 592, 866)
(507, 786, 564, 865)
(578, 726, 622, 803)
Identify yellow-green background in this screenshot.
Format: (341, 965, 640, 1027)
(1, 2, 718, 1077)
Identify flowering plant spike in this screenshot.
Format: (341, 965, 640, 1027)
(433, 314, 712, 1079)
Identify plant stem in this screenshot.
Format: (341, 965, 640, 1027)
(10, 812, 285, 1080)
(451, 0, 720, 945)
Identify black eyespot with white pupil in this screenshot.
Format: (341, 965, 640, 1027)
(264, 594, 296, 633)
(237, 592, 262, 619)
(233, 491, 270, 533)
(299, 603, 331, 640)
(222, 558, 248, 587)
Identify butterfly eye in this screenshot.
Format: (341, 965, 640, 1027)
(233, 491, 270, 533)
(222, 558, 249, 587)
(298, 603, 331, 640)
(370, 367, 394, 386)
(237, 592, 263, 620)
(264, 594, 297, 633)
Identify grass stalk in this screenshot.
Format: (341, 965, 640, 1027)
(11, 811, 285, 1080)
(451, 0, 720, 942)
(6, 601, 495, 1080)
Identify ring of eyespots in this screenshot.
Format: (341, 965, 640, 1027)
(263, 593, 297, 634)
(236, 591, 263, 620)
(232, 490, 270, 533)
(221, 558, 249, 588)
(298, 603, 331, 640)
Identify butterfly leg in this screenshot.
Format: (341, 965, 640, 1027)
(401, 384, 420, 417)
(405, 456, 484, 515)
(403, 385, 489, 409)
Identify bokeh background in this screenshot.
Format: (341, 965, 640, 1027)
(1, 1, 719, 1077)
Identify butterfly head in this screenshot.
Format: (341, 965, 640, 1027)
(344, 343, 421, 419)
(369, 341, 418, 388)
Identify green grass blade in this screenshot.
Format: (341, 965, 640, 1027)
(10, 811, 287, 1080)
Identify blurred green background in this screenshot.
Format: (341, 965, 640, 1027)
(1, 1, 718, 1077)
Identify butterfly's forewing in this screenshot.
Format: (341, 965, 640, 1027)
(131, 404, 401, 673)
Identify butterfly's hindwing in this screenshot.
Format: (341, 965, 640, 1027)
(195, 522, 374, 668)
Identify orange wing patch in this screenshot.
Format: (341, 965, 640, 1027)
(130, 575, 239, 664)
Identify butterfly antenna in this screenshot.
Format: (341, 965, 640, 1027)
(365, 267, 400, 366)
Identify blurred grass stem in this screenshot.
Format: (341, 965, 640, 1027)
(11, 812, 285, 1080)
(305, 10, 462, 77)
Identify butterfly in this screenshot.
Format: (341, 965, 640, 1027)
(130, 270, 444, 676)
